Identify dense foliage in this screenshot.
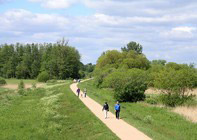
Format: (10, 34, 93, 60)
(112, 69, 147, 102)
(152, 66, 197, 106)
(18, 80, 25, 95)
(94, 42, 150, 102)
(37, 71, 50, 82)
(79, 63, 95, 78)
(0, 77, 6, 85)
(94, 48, 150, 89)
(0, 40, 81, 79)
(94, 41, 197, 104)
(121, 41, 143, 54)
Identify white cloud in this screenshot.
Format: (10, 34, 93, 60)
(172, 26, 196, 33)
(29, 0, 78, 9)
(0, 9, 69, 32)
(83, 0, 197, 17)
(160, 26, 196, 40)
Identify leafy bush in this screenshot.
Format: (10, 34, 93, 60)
(94, 67, 116, 87)
(102, 70, 127, 88)
(153, 67, 197, 106)
(37, 71, 49, 82)
(145, 98, 158, 105)
(18, 80, 25, 95)
(18, 80, 24, 89)
(94, 46, 150, 87)
(0, 77, 6, 85)
(147, 64, 164, 87)
(158, 93, 195, 107)
(113, 69, 148, 102)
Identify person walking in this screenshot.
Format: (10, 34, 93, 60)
(76, 88, 80, 97)
(114, 101, 120, 119)
(102, 102, 109, 119)
(84, 88, 87, 98)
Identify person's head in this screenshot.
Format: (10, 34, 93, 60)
(105, 102, 107, 104)
(117, 101, 119, 104)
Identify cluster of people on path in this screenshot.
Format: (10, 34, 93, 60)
(76, 87, 87, 98)
(76, 87, 121, 119)
(73, 79, 81, 83)
(102, 101, 121, 119)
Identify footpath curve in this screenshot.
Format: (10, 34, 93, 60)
(70, 81, 151, 140)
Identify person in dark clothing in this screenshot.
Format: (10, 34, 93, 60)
(76, 88, 80, 97)
(114, 101, 120, 119)
(102, 102, 109, 119)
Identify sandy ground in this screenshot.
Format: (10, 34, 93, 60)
(70, 81, 151, 140)
(1, 83, 44, 89)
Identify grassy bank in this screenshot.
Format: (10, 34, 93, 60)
(5, 79, 38, 84)
(0, 81, 119, 140)
(78, 80, 197, 140)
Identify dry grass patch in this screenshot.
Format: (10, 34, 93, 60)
(1, 83, 44, 89)
(173, 106, 197, 123)
(145, 88, 197, 96)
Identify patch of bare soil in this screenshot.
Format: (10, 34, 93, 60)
(1, 83, 44, 89)
(173, 106, 197, 123)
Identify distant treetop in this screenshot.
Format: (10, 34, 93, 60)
(121, 41, 143, 54)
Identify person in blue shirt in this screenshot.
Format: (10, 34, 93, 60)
(114, 101, 120, 119)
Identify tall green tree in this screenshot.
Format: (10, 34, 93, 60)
(121, 41, 143, 54)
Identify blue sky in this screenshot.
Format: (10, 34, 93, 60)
(0, 0, 197, 65)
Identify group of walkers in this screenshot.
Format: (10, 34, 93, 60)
(102, 101, 121, 119)
(76, 87, 121, 120)
(76, 87, 87, 98)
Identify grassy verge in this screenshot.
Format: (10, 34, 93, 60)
(78, 80, 197, 140)
(0, 81, 119, 140)
(5, 79, 38, 84)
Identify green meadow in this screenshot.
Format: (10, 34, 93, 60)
(0, 81, 118, 140)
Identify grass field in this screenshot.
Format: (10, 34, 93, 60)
(78, 80, 197, 140)
(0, 80, 119, 140)
(5, 79, 38, 84)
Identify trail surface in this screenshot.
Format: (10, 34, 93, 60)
(70, 81, 151, 140)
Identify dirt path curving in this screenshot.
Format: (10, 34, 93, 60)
(70, 81, 151, 140)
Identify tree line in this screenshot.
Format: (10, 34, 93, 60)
(0, 40, 82, 79)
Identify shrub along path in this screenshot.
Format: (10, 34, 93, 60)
(70, 81, 151, 140)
